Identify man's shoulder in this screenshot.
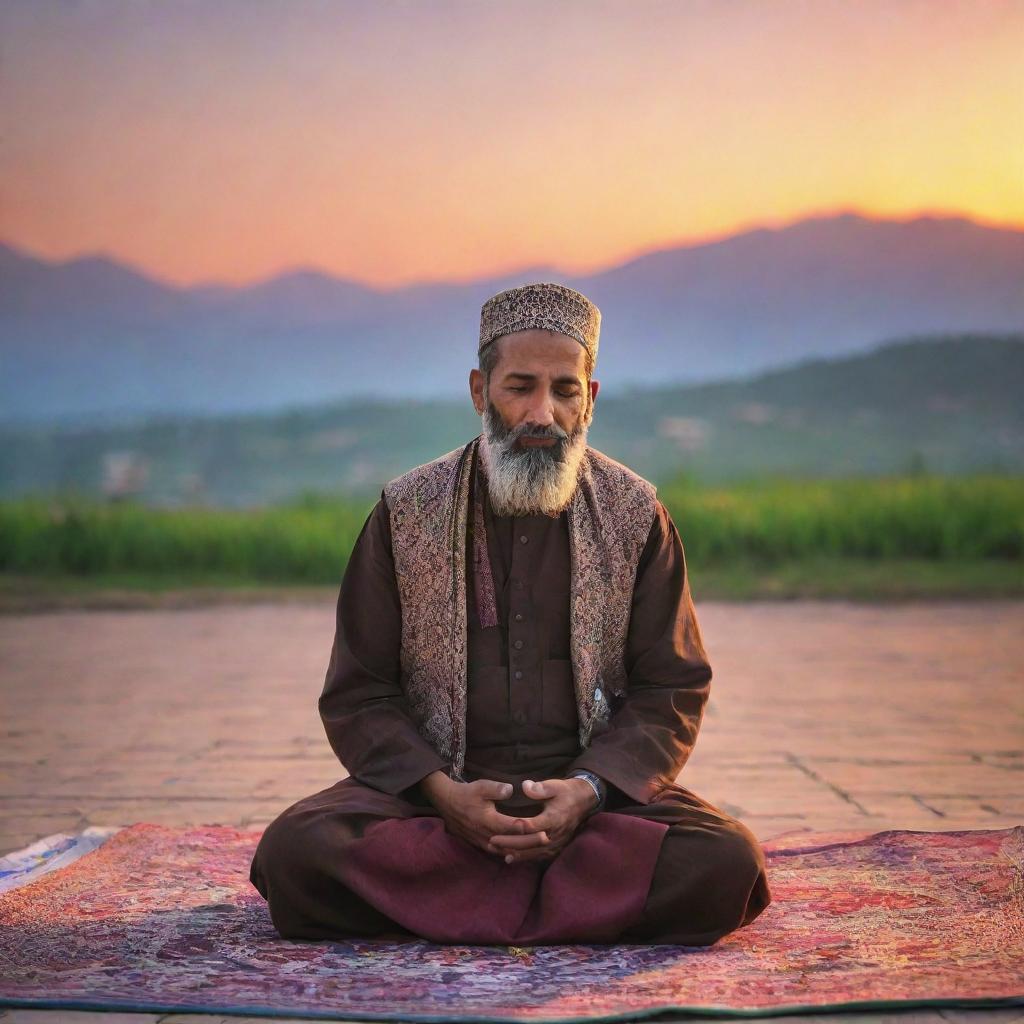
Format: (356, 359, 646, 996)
(585, 445, 657, 501)
(383, 438, 476, 508)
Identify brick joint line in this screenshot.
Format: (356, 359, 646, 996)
(784, 752, 871, 816)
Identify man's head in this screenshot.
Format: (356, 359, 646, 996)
(469, 283, 602, 517)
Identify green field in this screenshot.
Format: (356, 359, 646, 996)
(1, 474, 1020, 605)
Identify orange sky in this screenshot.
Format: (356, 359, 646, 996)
(1, 0, 1021, 289)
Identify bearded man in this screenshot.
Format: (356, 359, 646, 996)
(250, 282, 771, 946)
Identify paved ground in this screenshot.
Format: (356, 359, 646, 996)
(1, 598, 1022, 1024)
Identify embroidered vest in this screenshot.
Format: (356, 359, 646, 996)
(384, 435, 657, 779)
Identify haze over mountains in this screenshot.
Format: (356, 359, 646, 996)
(2, 212, 1023, 425)
(3, 334, 1020, 505)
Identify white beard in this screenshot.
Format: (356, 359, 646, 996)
(479, 399, 589, 517)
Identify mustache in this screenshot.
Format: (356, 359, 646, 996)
(485, 401, 578, 452)
(512, 423, 569, 443)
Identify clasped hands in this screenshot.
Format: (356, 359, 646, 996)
(421, 771, 596, 864)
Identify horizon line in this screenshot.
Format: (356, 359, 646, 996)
(4, 204, 1023, 294)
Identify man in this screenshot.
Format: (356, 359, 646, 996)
(250, 282, 771, 946)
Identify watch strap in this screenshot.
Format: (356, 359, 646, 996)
(567, 769, 606, 815)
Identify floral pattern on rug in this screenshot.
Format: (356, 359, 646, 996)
(1, 823, 1022, 1022)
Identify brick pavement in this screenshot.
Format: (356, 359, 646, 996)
(1, 598, 1022, 1024)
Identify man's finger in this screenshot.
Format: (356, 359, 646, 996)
(504, 851, 555, 864)
(502, 839, 567, 864)
(522, 808, 562, 834)
(521, 778, 554, 800)
(488, 830, 550, 850)
(473, 779, 514, 801)
(484, 811, 544, 835)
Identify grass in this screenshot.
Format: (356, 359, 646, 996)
(0, 474, 1021, 606)
(0, 490, 371, 583)
(659, 473, 1024, 562)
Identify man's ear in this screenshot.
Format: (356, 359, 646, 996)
(469, 368, 486, 416)
(584, 377, 600, 424)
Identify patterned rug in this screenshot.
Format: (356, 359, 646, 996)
(0, 825, 121, 893)
(1, 823, 1022, 1022)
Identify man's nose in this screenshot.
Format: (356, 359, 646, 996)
(525, 391, 555, 428)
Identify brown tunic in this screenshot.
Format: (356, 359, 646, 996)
(318, 460, 715, 811)
(250, 460, 772, 945)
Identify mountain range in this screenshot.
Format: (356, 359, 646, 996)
(2, 211, 1023, 425)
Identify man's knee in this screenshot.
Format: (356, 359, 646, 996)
(703, 818, 767, 882)
(249, 795, 420, 941)
(249, 800, 315, 896)
(249, 810, 284, 894)
(709, 819, 772, 933)
(628, 814, 770, 944)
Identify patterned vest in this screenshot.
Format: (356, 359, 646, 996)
(384, 435, 657, 779)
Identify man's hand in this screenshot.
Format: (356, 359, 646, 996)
(421, 771, 543, 857)
(487, 777, 596, 864)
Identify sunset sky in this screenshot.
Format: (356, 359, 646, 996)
(1, 0, 1021, 289)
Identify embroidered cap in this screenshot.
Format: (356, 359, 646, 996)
(479, 282, 601, 363)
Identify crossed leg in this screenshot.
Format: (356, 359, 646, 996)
(250, 776, 770, 945)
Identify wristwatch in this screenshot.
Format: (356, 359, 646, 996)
(567, 769, 607, 816)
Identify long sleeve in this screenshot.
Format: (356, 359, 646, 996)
(564, 500, 713, 805)
(318, 492, 449, 795)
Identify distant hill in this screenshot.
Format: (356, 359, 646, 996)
(2, 333, 1020, 505)
(2, 211, 1023, 423)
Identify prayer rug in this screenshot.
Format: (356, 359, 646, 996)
(0, 826, 122, 894)
(1, 823, 1021, 1022)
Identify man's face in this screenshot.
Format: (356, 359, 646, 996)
(469, 330, 601, 516)
(473, 329, 596, 438)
